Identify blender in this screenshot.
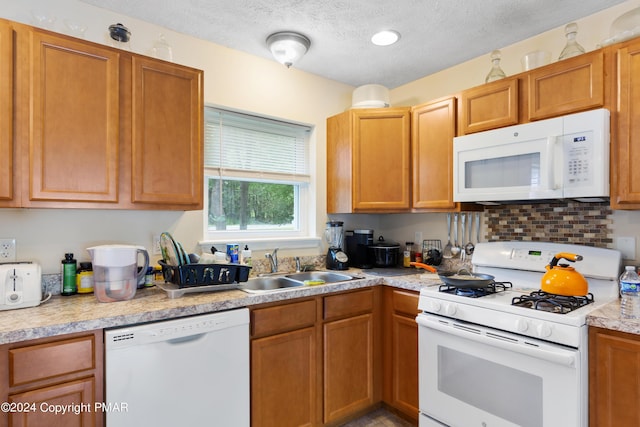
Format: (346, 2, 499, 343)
(325, 221, 349, 270)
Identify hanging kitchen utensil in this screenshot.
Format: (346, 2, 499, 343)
(451, 213, 461, 258)
(541, 252, 588, 296)
(443, 213, 453, 259)
(465, 212, 475, 255)
(411, 262, 495, 288)
(460, 213, 466, 261)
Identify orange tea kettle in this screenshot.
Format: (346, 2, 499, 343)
(541, 252, 588, 296)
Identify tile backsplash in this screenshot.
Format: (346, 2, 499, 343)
(485, 201, 612, 248)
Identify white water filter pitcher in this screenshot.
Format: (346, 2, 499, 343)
(87, 245, 149, 302)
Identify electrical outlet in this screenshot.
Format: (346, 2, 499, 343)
(0, 238, 16, 261)
(153, 235, 162, 255)
(616, 236, 636, 260)
(414, 231, 423, 245)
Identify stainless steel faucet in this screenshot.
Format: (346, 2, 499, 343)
(265, 248, 279, 273)
(295, 256, 301, 273)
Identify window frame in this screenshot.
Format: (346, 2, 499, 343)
(200, 105, 318, 249)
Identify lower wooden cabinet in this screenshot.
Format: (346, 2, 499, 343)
(323, 289, 378, 424)
(0, 330, 104, 427)
(589, 326, 640, 427)
(249, 288, 383, 427)
(251, 298, 319, 427)
(383, 288, 420, 423)
(249, 286, 418, 427)
(252, 327, 318, 427)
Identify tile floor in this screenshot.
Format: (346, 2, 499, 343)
(340, 408, 415, 427)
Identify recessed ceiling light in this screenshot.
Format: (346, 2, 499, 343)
(371, 30, 400, 46)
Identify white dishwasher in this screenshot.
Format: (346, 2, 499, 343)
(105, 308, 249, 427)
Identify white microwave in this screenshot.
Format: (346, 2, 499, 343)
(453, 108, 610, 203)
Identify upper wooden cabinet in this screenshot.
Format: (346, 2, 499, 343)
(458, 77, 519, 135)
(5, 21, 203, 210)
(327, 108, 411, 213)
(610, 37, 640, 209)
(18, 29, 121, 206)
(527, 50, 604, 121)
(130, 56, 203, 206)
(0, 19, 14, 206)
(411, 96, 458, 210)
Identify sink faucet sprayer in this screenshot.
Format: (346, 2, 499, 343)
(265, 248, 279, 273)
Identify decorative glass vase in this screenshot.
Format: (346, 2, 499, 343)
(485, 50, 506, 83)
(559, 22, 585, 60)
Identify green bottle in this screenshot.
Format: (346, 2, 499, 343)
(61, 253, 77, 296)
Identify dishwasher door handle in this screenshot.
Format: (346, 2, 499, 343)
(165, 333, 207, 345)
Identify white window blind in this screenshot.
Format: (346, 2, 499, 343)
(204, 108, 310, 182)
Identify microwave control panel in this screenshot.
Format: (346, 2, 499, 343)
(563, 130, 593, 187)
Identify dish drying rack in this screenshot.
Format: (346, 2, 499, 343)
(157, 260, 251, 298)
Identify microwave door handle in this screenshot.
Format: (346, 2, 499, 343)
(546, 136, 561, 190)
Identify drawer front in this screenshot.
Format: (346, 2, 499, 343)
(251, 299, 317, 337)
(324, 289, 374, 320)
(9, 335, 95, 387)
(392, 290, 419, 316)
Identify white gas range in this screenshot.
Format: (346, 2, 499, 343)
(417, 241, 621, 427)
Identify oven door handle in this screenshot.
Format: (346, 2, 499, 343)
(416, 315, 577, 367)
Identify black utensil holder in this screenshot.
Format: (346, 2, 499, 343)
(159, 260, 251, 288)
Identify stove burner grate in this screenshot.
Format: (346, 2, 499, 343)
(438, 281, 512, 298)
(511, 290, 594, 314)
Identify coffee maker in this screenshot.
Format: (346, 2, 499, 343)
(325, 221, 349, 270)
(345, 229, 374, 268)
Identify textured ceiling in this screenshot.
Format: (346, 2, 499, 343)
(80, 0, 627, 88)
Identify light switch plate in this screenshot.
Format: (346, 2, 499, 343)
(616, 237, 636, 260)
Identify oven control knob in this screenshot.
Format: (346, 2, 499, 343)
(444, 303, 457, 316)
(429, 301, 442, 313)
(536, 323, 552, 338)
(516, 318, 529, 332)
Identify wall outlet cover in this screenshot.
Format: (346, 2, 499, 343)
(0, 238, 16, 262)
(616, 236, 636, 261)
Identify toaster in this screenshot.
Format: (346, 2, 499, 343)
(0, 262, 42, 311)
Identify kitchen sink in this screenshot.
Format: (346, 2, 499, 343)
(240, 276, 303, 293)
(240, 271, 358, 293)
(285, 271, 355, 283)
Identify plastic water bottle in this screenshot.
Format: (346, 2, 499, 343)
(619, 266, 640, 319)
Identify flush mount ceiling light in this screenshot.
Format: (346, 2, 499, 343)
(371, 30, 401, 46)
(266, 31, 311, 68)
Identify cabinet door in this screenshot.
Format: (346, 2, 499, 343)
(9, 378, 96, 427)
(21, 29, 120, 204)
(459, 78, 518, 134)
(412, 96, 456, 209)
(324, 313, 374, 423)
(352, 108, 411, 211)
(528, 51, 604, 121)
(390, 291, 419, 420)
(130, 56, 203, 207)
(0, 20, 14, 204)
(612, 40, 640, 208)
(252, 327, 317, 427)
(589, 327, 640, 427)
(391, 313, 419, 419)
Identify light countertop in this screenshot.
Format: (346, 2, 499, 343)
(0, 270, 442, 345)
(3, 268, 630, 346)
(586, 299, 640, 335)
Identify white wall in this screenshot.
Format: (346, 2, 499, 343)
(2, 0, 640, 273)
(374, 0, 640, 261)
(0, 0, 354, 272)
